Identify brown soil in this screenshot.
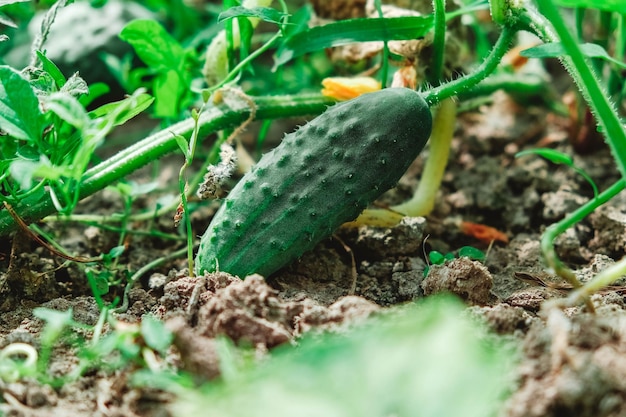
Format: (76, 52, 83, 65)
(1, 91, 626, 417)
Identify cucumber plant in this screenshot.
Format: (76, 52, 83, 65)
(1, 0, 625, 308)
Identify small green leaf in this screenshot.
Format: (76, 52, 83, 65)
(515, 148, 574, 166)
(218, 6, 286, 26)
(36, 51, 67, 88)
(275, 15, 434, 67)
(45, 92, 89, 130)
(0, 65, 43, 141)
(517, 148, 599, 198)
(89, 92, 154, 126)
(555, 0, 626, 14)
(521, 42, 626, 70)
(458, 246, 486, 261)
(174, 133, 190, 158)
(9, 159, 39, 190)
(154, 69, 182, 118)
(141, 315, 173, 353)
(108, 245, 126, 258)
(33, 308, 74, 335)
(79, 82, 110, 108)
(119, 19, 186, 70)
(428, 250, 445, 265)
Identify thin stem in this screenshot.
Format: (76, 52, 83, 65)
(541, 178, 625, 310)
(423, 25, 515, 106)
(567, 253, 626, 306)
(520, 3, 626, 181)
(373, 0, 389, 87)
(0, 94, 335, 236)
(430, 0, 446, 85)
(114, 245, 192, 314)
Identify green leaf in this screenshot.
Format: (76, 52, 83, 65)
(0, 0, 31, 6)
(89, 92, 154, 126)
(274, 15, 434, 67)
(555, 0, 626, 14)
(173, 297, 513, 417)
(119, 19, 186, 70)
(79, 82, 110, 108)
(218, 6, 286, 26)
(458, 246, 486, 261)
(0, 65, 43, 141)
(174, 133, 190, 159)
(107, 245, 126, 258)
(428, 250, 445, 265)
(154, 69, 182, 118)
(141, 315, 173, 353)
(515, 148, 574, 167)
(36, 51, 67, 89)
(516, 148, 599, 198)
(521, 42, 626, 70)
(45, 92, 89, 130)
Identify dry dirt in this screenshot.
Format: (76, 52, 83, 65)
(1, 91, 626, 416)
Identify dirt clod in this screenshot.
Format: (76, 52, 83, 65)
(422, 257, 493, 305)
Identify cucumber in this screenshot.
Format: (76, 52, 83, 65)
(195, 88, 432, 278)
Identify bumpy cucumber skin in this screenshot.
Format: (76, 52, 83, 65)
(196, 88, 432, 278)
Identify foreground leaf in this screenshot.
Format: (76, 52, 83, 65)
(555, 0, 626, 14)
(172, 296, 514, 417)
(0, 66, 43, 141)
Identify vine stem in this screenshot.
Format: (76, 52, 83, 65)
(0, 94, 334, 236)
(515, 2, 626, 309)
(423, 25, 516, 106)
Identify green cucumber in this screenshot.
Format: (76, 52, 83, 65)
(195, 88, 432, 278)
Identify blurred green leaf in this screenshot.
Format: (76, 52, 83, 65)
(429, 250, 445, 265)
(218, 6, 286, 25)
(172, 296, 514, 417)
(521, 42, 626, 70)
(89, 93, 154, 126)
(120, 19, 186, 70)
(154, 69, 182, 118)
(458, 246, 486, 261)
(275, 15, 434, 67)
(141, 315, 173, 354)
(45, 92, 89, 130)
(516, 148, 573, 166)
(0, 65, 43, 141)
(555, 0, 626, 13)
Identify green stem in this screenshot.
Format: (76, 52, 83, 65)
(392, 98, 456, 216)
(430, 0, 446, 85)
(567, 249, 626, 306)
(0, 94, 334, 236)
(520, 3, 626, 181)
(373, 0, 389, 87)
(517, 2, 626, 306)
(541, 178, 625, 292)
(423, 25, 515, 106)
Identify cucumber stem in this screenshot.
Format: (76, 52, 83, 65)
(423, 25, 515, 106)
(392, 97, 457, 216)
